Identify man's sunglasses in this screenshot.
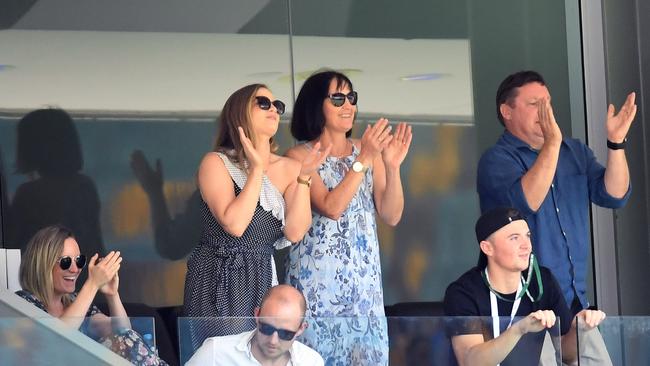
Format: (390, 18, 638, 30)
(57, 255, 87, 270)
(257, 321, 298, 341)
(328, 91, 358, 107)
(255, 96, 286, 115)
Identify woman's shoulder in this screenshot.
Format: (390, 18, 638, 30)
(198, 151, 230, 172)
(15, 289, 48, 312)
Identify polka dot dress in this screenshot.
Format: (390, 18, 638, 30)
(183, 152, 288, 350)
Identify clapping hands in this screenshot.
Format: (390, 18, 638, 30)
(238, 127, 265, 172)
(606, 92, 637, 143)
(381, 122, 412, 169)
(537, 97, 562, 146)
(300, 141, 332, 177)
(359, 118, 412, 168)
(87, 251, 122, 296)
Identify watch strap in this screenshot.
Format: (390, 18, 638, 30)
(607, 138, 627, 150)
(297, 175, 311, 187)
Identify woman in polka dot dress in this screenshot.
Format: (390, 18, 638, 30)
(183, 83, 328, 349)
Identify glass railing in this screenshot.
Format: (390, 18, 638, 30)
(178, 316, 563, 365)
(577, 316, 650, 365)
(9, 309, 650, 364)
(0, 315, 157, 365)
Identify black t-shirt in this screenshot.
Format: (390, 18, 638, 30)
(443, 266, 573, 366)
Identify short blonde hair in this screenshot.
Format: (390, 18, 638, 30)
(19, 225, 75, 309)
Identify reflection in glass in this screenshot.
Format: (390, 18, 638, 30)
(1, 1, 583, 310)
(578, 317, 650, 365)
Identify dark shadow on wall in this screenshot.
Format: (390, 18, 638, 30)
(129, 150, 201, 260)
(4, 108, 105, 258)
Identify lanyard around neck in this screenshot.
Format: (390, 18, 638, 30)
(486, 270, 523, 366)
(485, 269, 523, 336)
(481, 254, 544, 303)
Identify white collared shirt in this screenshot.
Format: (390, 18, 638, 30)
(185, 330, 324, 366)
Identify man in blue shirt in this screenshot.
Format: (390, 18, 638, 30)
(477, 70, 636, 316)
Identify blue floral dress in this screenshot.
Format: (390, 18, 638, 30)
(286, 142, 388, 366)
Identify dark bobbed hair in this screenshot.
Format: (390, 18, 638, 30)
(213, 83, 278, 168)
(290, 70, 355, 141)
(495, 70, 546, 126)
(16, 108, 83, 176)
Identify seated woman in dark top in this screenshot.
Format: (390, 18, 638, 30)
(15, 225, 167, 365)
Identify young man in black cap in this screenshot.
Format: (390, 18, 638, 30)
(444, 207, 607, 366)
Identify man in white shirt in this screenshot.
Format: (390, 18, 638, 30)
(186, 284, 324, 366)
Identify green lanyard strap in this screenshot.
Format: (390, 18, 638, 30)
(481, 253, 544, 303)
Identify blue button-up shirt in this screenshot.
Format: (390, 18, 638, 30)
(477, 131, 630, 309)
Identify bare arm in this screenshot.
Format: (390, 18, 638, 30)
(60, 252, 121, 329)
(302, 119, 392, 220)
(198, 128, 266, 237)
(97, 252, 130, 329)
(282, 143, 331, 242)
(520, 98, 562, 211)
(373, 122, 412, 226)
(603, 92, 636, 198)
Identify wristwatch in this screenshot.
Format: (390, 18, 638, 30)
(352, 161, 368, 173)
(296, 175, 311, 187)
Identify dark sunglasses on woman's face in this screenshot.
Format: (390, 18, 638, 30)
(257, 321, 298, 341)
(328, 91, 358, 107)
(255, 96, 286, 115)
(57, 255, 87, 270)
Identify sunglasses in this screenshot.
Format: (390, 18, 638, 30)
(57, 255, 87, 270)
(257, 321, 298, 341)
(255, 96, 286, 115)
(328, 91, 358, 107)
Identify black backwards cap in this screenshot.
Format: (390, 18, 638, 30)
(475, 207, 526, 268)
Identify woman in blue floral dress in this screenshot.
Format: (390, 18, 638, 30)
(285, 70, 412, 365)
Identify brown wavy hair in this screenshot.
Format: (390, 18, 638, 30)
(213, 84, 278, 169)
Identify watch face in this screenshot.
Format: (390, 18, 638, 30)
(352, 161, 364, 172)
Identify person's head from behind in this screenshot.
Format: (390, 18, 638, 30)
(252, 285, 308, 361)
(291, 70, 357, 141)
(19, 225, 87, 309)
(16, 108, 83, 178)
(475, 207, 532, 273)
(496, 71, 551, 149)
(213, 84, 284, 165)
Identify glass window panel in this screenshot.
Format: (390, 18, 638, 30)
(1, 0, 587, 309)
(577, 316, 650, 365)
(0, 1, 292, 307)
(287, 0, 583, 305)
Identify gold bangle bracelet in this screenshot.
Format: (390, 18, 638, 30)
(297, 175, 311, 187)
